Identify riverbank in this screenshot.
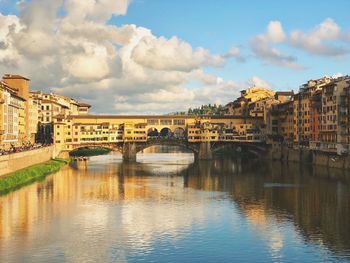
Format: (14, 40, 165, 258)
(0, 159, 69, 195)
(69, 147, 112, 157)
(269, 143, 350, 170)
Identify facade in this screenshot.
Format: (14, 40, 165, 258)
(293, 77, 332, 145)
(319, 77, 350, 154)
(0, 81, 26, 149)
(0, 74, 91, 149)
(265, 75, 350, 155)
(267, 100, 294, 143)
(30, 91, 91, 144)
(53, 115, 264, 153)
(2, 74, 30, 142)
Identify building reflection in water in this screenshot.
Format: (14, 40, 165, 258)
(0, 146, 349, 262)
(184, 158, 350, 258)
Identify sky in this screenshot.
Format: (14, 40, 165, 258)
(0, 0, 350, 114)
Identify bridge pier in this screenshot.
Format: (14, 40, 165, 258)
(122, 142, 137, 162)
(195, 142, 213, 160)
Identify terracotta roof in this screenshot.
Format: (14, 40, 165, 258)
(3, 74, 30, 81)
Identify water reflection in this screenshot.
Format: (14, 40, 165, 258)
(0, 147, 349, 262)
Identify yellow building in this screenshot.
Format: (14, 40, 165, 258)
(0, 81, 26, 149)
(267, 100, 294, 143)
(2, 74, 30, 142)
(30, 91, 91, 125)
(293, 77, 332, 145)
(319, 77, 350, 154)
(53, 115, 264, 154)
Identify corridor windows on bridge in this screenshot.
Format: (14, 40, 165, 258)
(147, 119, 159, 125)
(173, 119, 185, 126)
(160, 120, 172, 126)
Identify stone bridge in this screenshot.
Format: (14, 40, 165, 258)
(58, 138, 269, 161)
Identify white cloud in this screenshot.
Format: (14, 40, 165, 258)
(290, 18, 348, 57)
(251, 20, 304, 70)
(131, 36, 224, 72)
(64, 0, 131, 22)
(0, 0, 240, 113)
(266, 21, 285, 43)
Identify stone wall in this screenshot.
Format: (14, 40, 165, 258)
(270, 143, 350, 169)
(0, 146, 54, 177)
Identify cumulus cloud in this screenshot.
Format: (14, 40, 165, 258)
(290, 18, 348, 57)
(131, 36, 224, 72)
(266, 21, 285, 43)
(252, 18, 350, 68)
(0, 0, 241, 114)
(251, 21, 304, 70)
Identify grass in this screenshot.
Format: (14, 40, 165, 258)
(0, 159, 69, 195)
(69, 147, 112, 157)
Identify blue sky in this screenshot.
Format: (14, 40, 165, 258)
(1, 0, 350, 113)
(112, 0, 350, 90)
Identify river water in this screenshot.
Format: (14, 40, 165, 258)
(0, 146, 350, 263)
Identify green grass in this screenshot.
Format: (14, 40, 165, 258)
(69, 147, 112, 157)
(0, 159, 69, 195)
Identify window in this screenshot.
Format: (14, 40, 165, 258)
(46, 105, 49, 110)
(147, 119, 159, 125)
(173, 119, 185, 125)
(160, 120, 172, 125)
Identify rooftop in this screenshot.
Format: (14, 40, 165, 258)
(3, 74, 30, 81)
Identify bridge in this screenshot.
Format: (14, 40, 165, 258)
(53, 114, 267, 161)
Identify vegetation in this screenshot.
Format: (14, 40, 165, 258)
(188, 104, 224, 115)
(69, 147, 112, 157)
(170, 103, 225, 116)
(0, 159, 69, 195)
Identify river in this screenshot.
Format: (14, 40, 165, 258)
(0, 146, 350, 262)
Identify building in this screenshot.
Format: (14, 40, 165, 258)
(267, 100, 294, 143)
(30, 91, 91, 144)
(225, 87, 276, 116)
(293, 77, 332, 145)
(53, 115, 264, 154)
(319, 76, 350, 154)
(1, 74, 31, 144)
(0, 80, 26, 149)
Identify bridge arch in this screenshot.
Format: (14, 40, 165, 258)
(160, 127, 172, 137)
(136, 139, 198, 155)
(147, 128, 159, 137)
(174, 127, 186, 139)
